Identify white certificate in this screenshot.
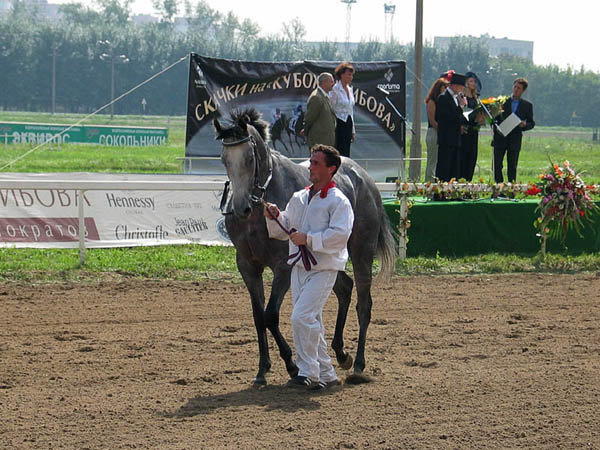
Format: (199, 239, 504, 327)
(498, 112, 521, 137)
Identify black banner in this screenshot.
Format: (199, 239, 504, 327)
(186, 54, 406, 180)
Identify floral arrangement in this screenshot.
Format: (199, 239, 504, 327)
(529, 160, 599, 254)
(395, 178, 531, 200)
(479, 95, 509, 122)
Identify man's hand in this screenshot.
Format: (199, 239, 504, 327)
(519, 120, 527, 128)
(290, 231, 307, 246)
(351, 132, 355, 143)
(263, 202, 280, 219)
(299, 128, 305, 136)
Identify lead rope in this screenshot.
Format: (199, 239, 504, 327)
(259, 199, 317, 271)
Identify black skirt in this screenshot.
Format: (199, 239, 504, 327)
(335, 116, 353, 157)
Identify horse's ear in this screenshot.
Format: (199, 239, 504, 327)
(213, 118, 223, 140)
(238, 114, 250, 131)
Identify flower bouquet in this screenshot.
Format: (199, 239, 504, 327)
(532, 160, 599, 255)
(478, 95, 509, 123)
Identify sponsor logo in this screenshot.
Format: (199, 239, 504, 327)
(0, 217, 100, 242)
(174, 217, 208, 237)
(216, 217, 231, 243)
(106, 193, 155, 211)
(114, 225, 168, 240)
(167, 202, 192, 209)
(384, 69, 394, 82)
(377, 83, 402, 93)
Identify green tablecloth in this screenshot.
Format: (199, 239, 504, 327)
(383, 198, 600, 257)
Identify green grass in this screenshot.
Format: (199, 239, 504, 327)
(0, 111, 598, 282)
(410, 128, 600, 184)
(0, 245, 597, 283)
(2, 111, 600, 182)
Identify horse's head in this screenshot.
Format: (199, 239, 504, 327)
(214, 108, 272, 219)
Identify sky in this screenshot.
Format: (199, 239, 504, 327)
(55, 0, 600, 73)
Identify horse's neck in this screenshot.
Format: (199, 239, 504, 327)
(268, 154, 309, 198)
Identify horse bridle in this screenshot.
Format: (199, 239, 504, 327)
(219, 133, 273, 214)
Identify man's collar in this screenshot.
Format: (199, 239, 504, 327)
(305, 181, 336, 198)
(318, 86, 328, 96)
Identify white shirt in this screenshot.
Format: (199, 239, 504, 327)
(265, 185, 354, 272)
(329, 81, 356, 133)
(446, 86, 459, 107)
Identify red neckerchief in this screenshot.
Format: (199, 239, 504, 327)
(305, 181, 336, 198)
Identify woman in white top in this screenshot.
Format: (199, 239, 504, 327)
(329, 62, 355, 157)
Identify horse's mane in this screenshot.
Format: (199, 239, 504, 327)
(220, 107, 270, 143)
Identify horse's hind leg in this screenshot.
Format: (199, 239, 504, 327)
(237, 259, 271, 385)
(352, 260, 374, 376)
(264, 268, 298, 379)
(331, 271, 354, 370)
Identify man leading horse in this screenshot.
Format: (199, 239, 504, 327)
(263, 144, 353, 391)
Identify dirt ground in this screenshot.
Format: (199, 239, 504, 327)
(1, 273, 600, 449)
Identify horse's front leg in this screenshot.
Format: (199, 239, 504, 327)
(331, 271, 354, 370)
(264, 267, 298, 379)
(237, 258, 271, 385)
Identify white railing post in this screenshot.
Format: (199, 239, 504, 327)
(78, 189, 86, 266)
(398, 193, 408, 260)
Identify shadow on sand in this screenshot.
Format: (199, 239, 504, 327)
(164, 383, 347, 418)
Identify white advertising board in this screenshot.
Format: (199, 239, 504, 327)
(0, 173, 232, 248)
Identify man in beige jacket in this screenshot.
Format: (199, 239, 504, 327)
(302, 73, 336, 149)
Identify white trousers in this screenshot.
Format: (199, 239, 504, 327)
(425, 126, 438, 182)
(290, 267, 338, 383)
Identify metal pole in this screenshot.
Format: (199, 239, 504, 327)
(110, 54, 115, 120)
(408, 0, 423, 181)
(52, 47, 56, 115)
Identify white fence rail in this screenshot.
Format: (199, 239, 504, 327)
(0, 174, 397, 265)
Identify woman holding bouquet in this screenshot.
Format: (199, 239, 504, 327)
(459, 72, 485, 181)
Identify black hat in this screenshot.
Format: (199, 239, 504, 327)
(449, 73, 466, 86)
(465, 71, 482, 93)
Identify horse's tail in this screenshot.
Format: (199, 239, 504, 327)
(376, 208, 397, 282)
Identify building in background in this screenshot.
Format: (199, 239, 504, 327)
(434, 34, 534, 61)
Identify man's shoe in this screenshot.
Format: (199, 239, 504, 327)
(286, 375, 312, 389)
(308, 379, 341, 391)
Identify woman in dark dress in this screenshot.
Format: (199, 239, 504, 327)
(459, 72, 484, 181)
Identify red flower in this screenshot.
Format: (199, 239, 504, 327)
(526, 185, 542, 196)
(580, 210, 585, 217)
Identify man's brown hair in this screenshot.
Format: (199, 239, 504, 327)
(310, 144, 342, 175)
(514, 77, 529, 91)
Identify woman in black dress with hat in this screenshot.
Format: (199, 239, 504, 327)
(459, 71, 484, 181)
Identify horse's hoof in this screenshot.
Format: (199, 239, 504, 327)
(338, 353, 353, 371)
(253, 376, 267, 386)
(345, 371, 373, 385)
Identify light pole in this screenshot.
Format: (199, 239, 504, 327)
(51, 46, 57, 115)
(98, 40, 129, 120)
(408, 0, 423, 181)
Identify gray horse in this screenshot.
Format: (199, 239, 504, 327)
(213, 107, 396, 385)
